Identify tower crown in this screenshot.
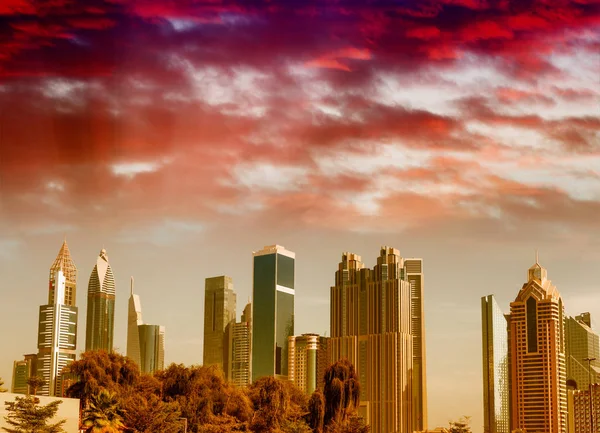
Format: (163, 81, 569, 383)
(50, 240, 77, 283)
(527, 250, 547, 284)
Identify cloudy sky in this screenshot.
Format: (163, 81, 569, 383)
(0, 0, 599, 429)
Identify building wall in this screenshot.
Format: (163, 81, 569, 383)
(566, 313, 600, 391)
(481, 295, 511, 433)
(138, 324, 165, 374)
(203, 276, 236, 373)
(0, 393, 81, 433)
(85, 249, 116, 352)
(288, 334, 329, 395)
(570, 384, 600, 433)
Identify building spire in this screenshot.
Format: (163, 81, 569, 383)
(130, 276, 134, 295)
(535, 248, 539, 264)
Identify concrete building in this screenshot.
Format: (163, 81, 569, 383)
(405, 258, 428, 431)
(566, 313, 600, 391)
(568, 384, 600, 433)
(288, 333, 329, 395)
(251, 245, 295, 381)
(481, 295, 511, 433)
(0, 393, 81, 433)
(227, 302, 252, 387)
(11, 354, 37, 395)
(36, 240, 78, 396)
(329, 247, 415, 433)
(85, 248, 116, 352)
(509, 255, 567, 432)
(203, 276, 236, 373)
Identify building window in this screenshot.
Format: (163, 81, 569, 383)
(527, 297, 538, 353)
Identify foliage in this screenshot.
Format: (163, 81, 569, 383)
(121, 393, 182, 433)
(82, 389, 126, 433)
(448, 416, 472, 433)
(0, 377, 7, 393)
(26, 376, 47, 396)
(2, 395, 66, 433)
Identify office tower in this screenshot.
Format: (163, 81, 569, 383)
(11, 354, 37, 394)
(203, 276, 237, 373)
(251, 245, 295, 381)
(566, 313, 600, 390)
(405, 258, 428, 431)
(329, 247, 414, 433)
(568, 384, 600, 433)
(481, 295, 511, 433)
(127, 277, 143, 367)
(288, 333, 329, 395)
(228, 302, 252, 387)
(509, 255, 567, 433)
(36, 240, 78, 396)
(138, 325, 165, 374)
(85, 248, 116, 352)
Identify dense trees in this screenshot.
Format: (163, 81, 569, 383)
(2, 396, 66, 433)
(66, 351, 370, 433)
(0, 378, 6, 393)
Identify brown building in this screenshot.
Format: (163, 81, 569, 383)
(329, 247, 416, 433)
(226, 302, 252, 387)
(568, 384, 600, 433)
(203, 276, 236, 372)
(288, 333, 329, 395)
(509, 255, 567, 432)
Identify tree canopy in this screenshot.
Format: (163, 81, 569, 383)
(2, 395, 66, 433)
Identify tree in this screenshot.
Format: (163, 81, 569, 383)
(307, 391, 324, 433)
(448, 417, 472, 433)
(27, 376, 47, 396)
(121, 394, 182, 433)
(2, 395, 66, 433)
(0, 377, 7, 393)
(82, 389, 126, 433)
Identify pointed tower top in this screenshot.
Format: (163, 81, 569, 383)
(535, 248, 539, 264)
(130, 276, 134, 295)
(50, 239, 77, 283)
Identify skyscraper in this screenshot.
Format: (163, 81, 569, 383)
(509, 255, 567, 432)
(126, 277, 142, 367)
(481, 295, 511, 433)
(203, 276, 236, 372)
(85, 249, 116, 352)
(228, 302, 252, 387)
(11, 354, 37, 395)
(566, 312, 600, 390)
(568, 384, 600, 433)
(138, 325, 165, 374)
(251, 245, 295, 381)
(405, 258, 428, 431)
(329, 247, 414, 433)
(288, 333, 329, 395)
(36, 240, 78, 397)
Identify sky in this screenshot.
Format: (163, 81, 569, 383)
(0, 0, 599, 429)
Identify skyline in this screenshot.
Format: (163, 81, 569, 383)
(2, 238, 599, 430)
(1, 0, 599, 430)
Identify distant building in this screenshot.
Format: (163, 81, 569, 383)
(329, 247, 415, 433)
(203, 276, 236, 373)
(227, 302, 252, 387)
(11, 354, 37, 395)
(481, 295, 511, 433)
(509, 255, 567, 432)
(126, 277, 164, 373)
(568, 384, 600, 433)
(251, 245, 295, 381)
(36, 240, 78, 396)
(288, 333, 328, 395)
(85, 249, 116, 352)
(139, 324, 165, 374)
(566, 313, 600, 390)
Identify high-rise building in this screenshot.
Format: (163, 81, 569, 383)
(405, 258, 428, 431)
(288, 333, 329, 395)
(126, 277, 164, 373)
(481, 295, 511, 433)
(85, 249, 116, 352)
(566, 313, 600, 390)
(228, 302, 252, 387)
(203, 276, 236, 373)
(251, 245, 295, 381)
(11, 354, 37, 395)
(509, 255, 567, 432)
(329, 247, 414, 433)
(568, 384, 600, 433)
(138, 324, 165, 374)
(36, 240, 78, 396)
(126, 277, 143, 367)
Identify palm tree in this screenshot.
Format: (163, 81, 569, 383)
(82, 389, 126, 433)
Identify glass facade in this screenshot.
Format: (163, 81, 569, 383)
(482, 295, 511, 433)
(251, 247, 295, 381)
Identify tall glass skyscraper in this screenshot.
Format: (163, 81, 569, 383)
(203, 276, 236, 372)
(481, 295, 511, 433)
(85, 249, 116, 352)
(37, 240, 78, 396)
(565, 313, 600, 390)
(126, 277, 142, 367)
(251, 245, 295, 381)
